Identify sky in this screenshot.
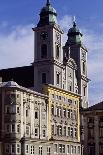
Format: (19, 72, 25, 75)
(0, 0, 103, 106)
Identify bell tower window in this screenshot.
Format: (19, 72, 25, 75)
(41, 44, 47, 58)
(42, 73, 47, 84)
(82, 61, 86, 74)
(56, 73, 60, 85)
(56, 45, 60, 59)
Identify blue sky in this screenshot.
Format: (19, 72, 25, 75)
(0, 0, 103, 105)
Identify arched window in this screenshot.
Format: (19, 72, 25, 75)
(83, 61, 86, 74)
(56, 45, 59, 59)
(41, 44, 47, 58)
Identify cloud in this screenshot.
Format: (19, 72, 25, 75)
(0, 24, 34, 69)
(0, 15, 103, 105)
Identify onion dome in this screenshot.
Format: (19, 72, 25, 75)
(37, 0, 57, 27)
(66, 20, 83, 45)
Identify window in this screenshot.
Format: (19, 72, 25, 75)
(83, 86, 86, 96)
(68, 127, 70, 136)
(67, 145, 70, 154)
(31, 145, 35, 154)
(43, 130, 46, 137)
(26, 126, 30, 135)
(17, 107, 20, 113)
(12, 124, 15, 132)
(88, 117, 94, 123)
(25, 144, 29, 154)
(12, 106, 16, 113)
(70, 128, 73, 137)
(88, 128, 94, 138)
(6, 124, 10, 132)
(99, 144, 103, 154)
(54, 144, 58, 153)
(99, 128, 103, 137)
(35, 128, 38, 136)
(64, 126, 66, 136)
(59, 144, 65, 153)
(6, 106, 10, 113)
(68, 99, 72, 104)
(42, 73, 46, 84)
(56, 73, 60, 85)
(56, 45, 60, 59)
(71, 145, 74, 154)
(59, 126, 62, 136)
(51, 125, 54, 135)
(62, 145, 65, 153)
(26, 109, 29, 117)
(69, 85, 72, 91)
(39, 146, 42, 155)
(57, 125, 59, 135)
(59, 144, 62, 153)
(11, 144, 15, 153)
(74, 111, 77, 120)
(63, 108, 66, 117)
(59, 96, 61, 100)
(17, 124, 20, 133)
(88, 145, 95, 155)
(17, 94, 20, 98)
(99, 116, 103, 122)
(51, 105, 54, 115)
(59, 107, 62, 117)
(67, 110, 70, 118)
(35, 111, 38, 119)
(41, 44, 47, 58)
(70, 110, 73, 119)
(5, 144, 10, 153)
(83, 61, 86, 74)
(74, 128, 77, 138)
(78, 146, 81, 154)
(17, 144, 20, 154)
(47, 147, 51, 155)
(74, 146, 76, 154)
(57, 107, 59, 117)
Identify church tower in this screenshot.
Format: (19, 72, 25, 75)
(63, 20, 89, 108)
(33, 0, 64, 92)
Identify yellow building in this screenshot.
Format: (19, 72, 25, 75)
(43, 84, 81, 154)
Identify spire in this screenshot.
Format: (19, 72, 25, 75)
(72, 16, 76, 27)
(46, 0, 50, 6)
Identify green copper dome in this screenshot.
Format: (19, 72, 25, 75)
(37, 0, 57, 27)
(41, 5, 57, 15)
(66, 21, 83, 45)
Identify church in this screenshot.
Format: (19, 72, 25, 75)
(0, 0, 89, 155)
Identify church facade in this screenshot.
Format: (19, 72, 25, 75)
(0, 0, 89, 155)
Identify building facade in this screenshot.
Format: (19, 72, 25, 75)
(82, 102, 103, 155)
(0, 81, 81, 155)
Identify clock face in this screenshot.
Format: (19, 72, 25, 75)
(40, 32, 48, 40)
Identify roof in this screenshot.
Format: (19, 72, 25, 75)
(83, 101, 103, 111)
(0, 81, 48, 99)
(0, 65, 34, 88)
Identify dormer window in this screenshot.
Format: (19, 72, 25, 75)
(41, 44, 47, 58)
